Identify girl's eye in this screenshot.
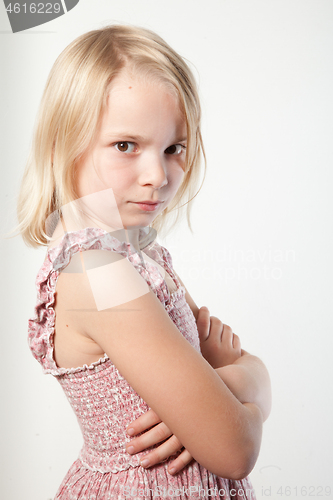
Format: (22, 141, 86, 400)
(165, 144, 186, 155)
(114, 142, 136, 153)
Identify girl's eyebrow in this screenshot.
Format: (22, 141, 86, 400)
(103, 132, 187, 143)
(103, 132, 147, 142)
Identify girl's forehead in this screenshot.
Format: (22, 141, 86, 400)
(108, 69, 179, 102)
(103, 73, 185, 129)
(108, 66, 179, 102)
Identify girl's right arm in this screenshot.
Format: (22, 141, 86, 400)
(60, 252, 263, 480)
(125, 309, 271, 475)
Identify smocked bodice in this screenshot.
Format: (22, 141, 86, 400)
(28, 227, 200, 473)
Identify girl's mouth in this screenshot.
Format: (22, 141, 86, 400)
(131, 201, 163, 211)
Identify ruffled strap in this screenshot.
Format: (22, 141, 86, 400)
(28, 227, 173, 376)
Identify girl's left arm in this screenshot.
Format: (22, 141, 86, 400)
(126, 272, 271, 473)
(178, 272, 272, 422)
(127, 331, 271, 475)
(215, 350, 272, 421)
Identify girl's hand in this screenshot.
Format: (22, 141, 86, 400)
(126, 409, 193, 474)
(197, 306, 242, 368)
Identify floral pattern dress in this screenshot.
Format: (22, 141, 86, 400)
(28, 227, 256, 500)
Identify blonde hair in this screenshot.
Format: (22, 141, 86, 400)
(15, 24, 206, 247)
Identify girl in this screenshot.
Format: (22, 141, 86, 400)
(17, 25, 271, 499)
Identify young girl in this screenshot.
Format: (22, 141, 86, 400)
(17, 25, 271, 499)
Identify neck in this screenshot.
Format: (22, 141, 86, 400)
(58, 211, 143, 253)
(123, 227, 141, 252)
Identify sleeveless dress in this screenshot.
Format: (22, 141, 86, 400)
(28, 227, 256, 500)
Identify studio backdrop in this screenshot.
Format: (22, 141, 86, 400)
(1, 1, 332, 499)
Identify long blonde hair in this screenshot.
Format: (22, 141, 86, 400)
(16, 25, 206, 247)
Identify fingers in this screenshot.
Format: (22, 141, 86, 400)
(200, 316, 223, 352)
(168, 448, 194, 475)
(220, 323, 233, 348)
(136, 434, 187, 471)
(126, 410, 192, 474)
(126, 421, 172, 455)
(200, 316, 242, 367)
(209, 316, 224, 344)
(220, 325, 241, 353)
(127, 409, 161, 436)
(196, 306, 210, 342)
(233, 333, 241, 351)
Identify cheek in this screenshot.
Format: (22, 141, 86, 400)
(74, 157, 96, 198)
(97, 155, 136, 189)
(170, 167, 185, 193)
(103, 169, 138, 197)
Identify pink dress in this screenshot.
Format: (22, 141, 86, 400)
(28, 227, 256, 500)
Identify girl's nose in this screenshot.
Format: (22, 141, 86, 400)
(138, 153, 168, 189)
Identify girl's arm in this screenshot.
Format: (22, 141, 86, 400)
(178, 272, 272, 422)
(215, 352, 272, 421)
(126, 331, 271, 475)
(126, 274, 271, 474)
(61, 252, 263, 480)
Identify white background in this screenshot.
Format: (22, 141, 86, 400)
(1, 1, 332, 499)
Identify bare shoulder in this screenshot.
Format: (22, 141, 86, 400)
(53, 248, 125, 368)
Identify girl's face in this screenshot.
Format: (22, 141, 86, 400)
(75, 69, 187, 230)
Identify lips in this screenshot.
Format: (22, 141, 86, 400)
(131, 200, 163, 211)
(134, 201, 163, 205)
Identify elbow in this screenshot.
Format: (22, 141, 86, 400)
(221, 404, 263, 480)
(205, 434, 261, 480)
(227, 446, 259, 480)
(190, 404, 263, 480)
(214, 438, 260, 480)
(262, 394, 272, 422)
(232, 409, 263, 480)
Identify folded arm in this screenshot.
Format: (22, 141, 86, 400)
(216, 350, 272, 422)
(179, 272, 271, 422)
(61, 252, 263, 480)
(126, 272, 271, 474)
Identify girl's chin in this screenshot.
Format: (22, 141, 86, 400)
(121, 211, 161, 227)
(121, 217, 157, 230)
